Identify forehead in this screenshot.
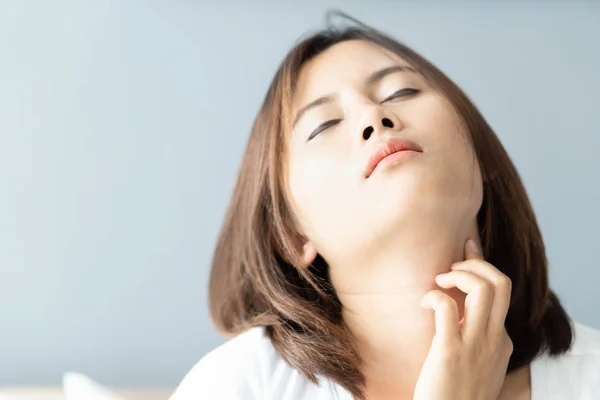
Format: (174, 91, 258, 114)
(292, 40, 409, 106)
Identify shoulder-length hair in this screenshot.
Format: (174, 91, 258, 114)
(207, 11, 572, 399)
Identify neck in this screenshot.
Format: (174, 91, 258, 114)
(335, 223, 479, 397)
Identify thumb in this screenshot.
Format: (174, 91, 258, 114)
(465, 239, 484, 260)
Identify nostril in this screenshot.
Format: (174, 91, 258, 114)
(363, 126, 374, 140)
(382, 118, 394, 128)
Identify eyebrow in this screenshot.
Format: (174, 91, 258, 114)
(292, 65, 417, 127)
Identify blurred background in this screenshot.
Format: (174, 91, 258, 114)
(1, 0, 599, 392)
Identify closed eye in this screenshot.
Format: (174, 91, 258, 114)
(382, 88, 420, 103)
(307, 118, 342, 142)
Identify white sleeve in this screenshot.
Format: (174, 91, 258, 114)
(170, 344, 264, 400)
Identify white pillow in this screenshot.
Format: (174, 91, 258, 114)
(62, 372, 125, 400)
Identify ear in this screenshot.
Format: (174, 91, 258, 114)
(299, 241, 318, 269)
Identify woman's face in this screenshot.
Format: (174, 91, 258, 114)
(285, 40, 483, 269)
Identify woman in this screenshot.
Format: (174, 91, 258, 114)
(172, 12, 600, 400)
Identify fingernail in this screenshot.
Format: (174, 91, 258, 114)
(468, 239, 480, 254)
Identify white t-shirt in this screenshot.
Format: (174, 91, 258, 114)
(171, 322, 600, 399)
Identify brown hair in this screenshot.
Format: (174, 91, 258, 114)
(208, 11, 573, 399)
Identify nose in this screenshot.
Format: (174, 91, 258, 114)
(362, 117, 395, 141)
(359, 108, 403, 142)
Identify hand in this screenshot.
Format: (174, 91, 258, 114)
(413, 239, 513, 400)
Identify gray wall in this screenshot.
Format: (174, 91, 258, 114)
(1, 0, 598, 388)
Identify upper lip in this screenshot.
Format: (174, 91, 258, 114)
(363, 138, 423, 178)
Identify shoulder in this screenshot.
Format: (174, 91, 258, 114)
(170, 327, 335, 400)
(569, 322, 600, 356)
(533, 322, 600, 399)
(171, 327, 276, 399)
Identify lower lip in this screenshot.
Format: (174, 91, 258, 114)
(371, 150, 421, 176)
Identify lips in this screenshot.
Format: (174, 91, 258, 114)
(363, 138, 423, 178)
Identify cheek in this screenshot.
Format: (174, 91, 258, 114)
(288, 156, 338, 211)
(419, 97, 479, 174)
(437, 133, 484, 211)
(286, 153, 358, 236)
(406, 95, 483, 210)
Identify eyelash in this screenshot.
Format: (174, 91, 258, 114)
(307, 118, 343, 141)
(381, 87, 420, 103)
(306, 88, 420, 142)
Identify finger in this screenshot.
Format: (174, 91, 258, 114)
(435, 271, 493, 337)
(450, 260, 512, 338)
(421, 290, 460, 343)
(464, 239, 484, 260)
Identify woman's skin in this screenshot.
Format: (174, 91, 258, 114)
(284, 39, 530, 399)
